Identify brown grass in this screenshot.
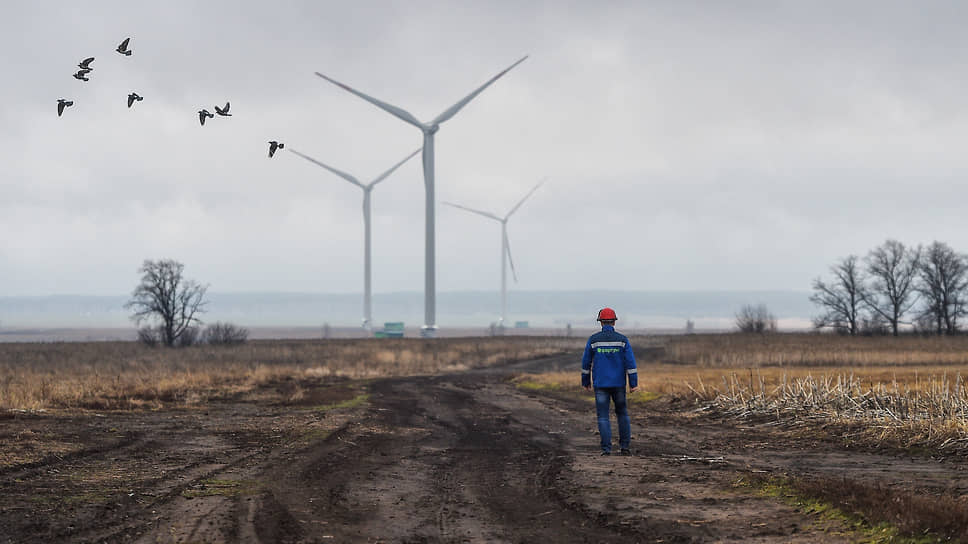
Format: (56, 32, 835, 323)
(521, 333, 968, 454)
(663, 333, 968, 367)
(514, 364, 967, 398)
(0, 337, 579, 411)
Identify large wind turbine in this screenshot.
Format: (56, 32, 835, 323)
(315, 56, 528, 336)
(443, 179, 545, 328)
(289, 147, 421, 331)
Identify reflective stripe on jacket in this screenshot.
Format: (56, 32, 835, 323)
(581, 325, 637, 389)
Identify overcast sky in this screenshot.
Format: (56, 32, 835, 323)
(3, 1, 968, 297)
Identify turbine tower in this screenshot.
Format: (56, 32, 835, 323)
(443, 179, 545, 328)
(315, 56, 528, 336)
(289, 147, 421, 331)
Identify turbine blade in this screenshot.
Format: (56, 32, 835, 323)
(505, 177, 546, 218)
(369, 147, 422, 188)
(504, 229, 518, 283)
(289, 148, 364, 188)
(442, 201, 501, 221)
(315, 72, 424, 128)
(431, 55, 528, 126)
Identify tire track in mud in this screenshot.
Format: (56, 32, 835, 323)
(0, 398, 349, 544)
(256, 375, 661, 542)
(119, 363, 847, 543)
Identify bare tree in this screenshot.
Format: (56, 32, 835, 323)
(916, 241, 968, 335)
(810, 255, 866, 335)
(862, 240, 921, 336)
(735, 304, 777, 333)
(125, 259, 208, 347)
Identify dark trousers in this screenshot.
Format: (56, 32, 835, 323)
(595, 387, 630, 452)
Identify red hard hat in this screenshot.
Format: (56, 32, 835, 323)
(597, 307, 618, 321)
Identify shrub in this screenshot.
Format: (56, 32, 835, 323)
(204, 322, 249, 345)
(735, 304, 777, 333)
(137, 326, 160, 347)
(177, 326, 201, 347)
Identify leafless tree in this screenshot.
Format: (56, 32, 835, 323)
(735, 304, 777, 333)
(125, 259, 208, 347)
(810, 255, 866, 336)
(862, 240, 921, 336)
(916, 241, 968, 335)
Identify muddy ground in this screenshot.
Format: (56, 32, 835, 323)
(2, 354, 967, 543)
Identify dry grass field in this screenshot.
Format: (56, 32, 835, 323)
(0, 336, 580, 411)
(5, 333, 968, 542)
(517, 333, 968, 455)
(662, 332, 968, 367)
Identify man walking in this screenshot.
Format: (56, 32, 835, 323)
(582, 307, 638, 456)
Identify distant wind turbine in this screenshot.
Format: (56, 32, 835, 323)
(315, 55, 528, 336)
(290, 147, 421, 331)
(443, 179, 545, 328)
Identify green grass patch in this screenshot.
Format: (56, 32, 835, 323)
(29, 489, 111, 507)
(512, 379, 594, 404)
(629, 390, 660, 402)
(515, 380, 564, 392)
(739, 476, 943, 544)
(298, 427, 332, 443)
(181, 478, 261, 499)
(514, 378, 659, 402)
(313, 393, 369, 412)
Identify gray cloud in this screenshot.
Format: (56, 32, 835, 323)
(3, 1, 968, 298)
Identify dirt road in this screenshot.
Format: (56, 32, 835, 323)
(2, 354, 967, 543)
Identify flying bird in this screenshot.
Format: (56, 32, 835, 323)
(127, 92, 143, 108)
(116, 37, 132, 56)
(198, 109, 214, 126)
(72, 70, 90, 81)
(268, 141, 284, 158)
(57, 99, 73, 117)
(78, 57, 94, 70)
(214, 102, 231, 116)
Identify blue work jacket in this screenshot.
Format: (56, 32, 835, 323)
(581, 325, 638, 389)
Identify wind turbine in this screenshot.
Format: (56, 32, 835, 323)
(289, 147, 421, 331)
(315, 56, 528, 336)
(443, 179, 545, 329)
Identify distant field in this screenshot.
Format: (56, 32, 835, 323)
(660, 332, 968, 367)
(0, 337, 580, 411)
(0, 326, 595, 343)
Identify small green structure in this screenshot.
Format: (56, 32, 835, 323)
(381, 322, 405, 338)
(514, 321, 529, 329)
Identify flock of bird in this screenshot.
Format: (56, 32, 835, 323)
(57, 37, 284, 157)
(198, 102, 232, 126)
